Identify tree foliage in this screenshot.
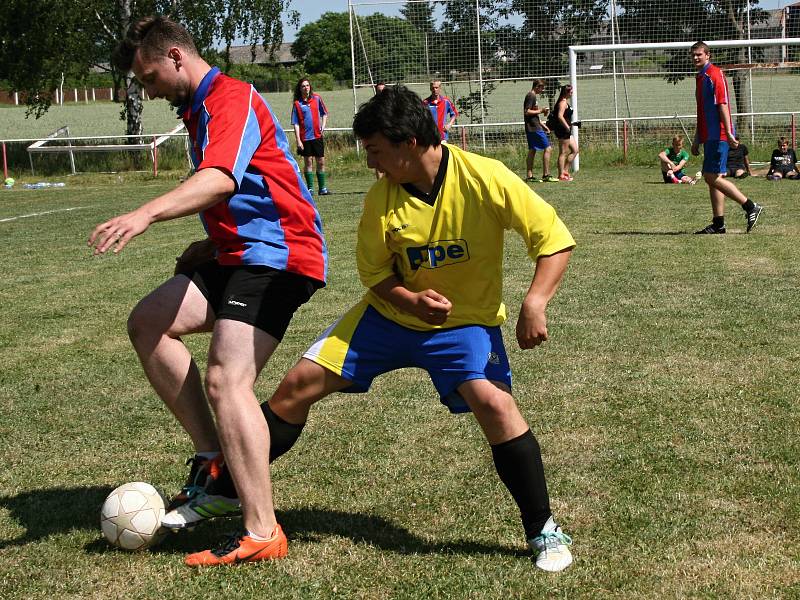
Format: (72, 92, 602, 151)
(495, 0, 609, 90)
(291, 12, 352, 81)
(0, 0, 294, 135)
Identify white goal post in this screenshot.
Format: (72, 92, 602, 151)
(568, 37, 800, 171)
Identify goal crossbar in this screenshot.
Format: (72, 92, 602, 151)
(567, 37, 800, 171)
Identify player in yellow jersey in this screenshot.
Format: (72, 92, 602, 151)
(182, 86, 577, 571)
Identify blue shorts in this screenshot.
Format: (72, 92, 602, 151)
(526, 130, 551, 151)
(303, 302, 512, 413)
(703, 140, 729, 175)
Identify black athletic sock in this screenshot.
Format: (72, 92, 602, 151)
(210, 403, 306, 499)
(712, 215, 725, 229)
(742, 199, 755, 213)
(491, 429, 552, 539)
(262, 402, 305, 462)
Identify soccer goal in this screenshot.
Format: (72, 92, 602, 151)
(568, 37, 800, 171)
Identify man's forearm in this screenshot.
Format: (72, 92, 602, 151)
(139, 167, 235, 224)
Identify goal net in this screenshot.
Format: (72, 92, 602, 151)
(569, 38, 800, 159)
(348, 1, 800, 158)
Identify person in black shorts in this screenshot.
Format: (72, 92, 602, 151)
(89, 16, 328, 566)
(292, 77, 331, 195)
(766, 136, 798, 180)
(725, 136, 751, 178)
(548, 85, 578, 181)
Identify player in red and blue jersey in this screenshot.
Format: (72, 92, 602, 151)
(690, 41, 762, 234)
(89, 16, 327, 566)
(291, 78, 330, 195)
(423, 80, 458, 141)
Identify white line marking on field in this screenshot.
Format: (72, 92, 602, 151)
(0, 206, 89, 223)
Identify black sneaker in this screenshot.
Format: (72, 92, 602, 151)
(746, 203, 763, 233)
(695, 224, 726, 234)
(167, 455, 212, 511)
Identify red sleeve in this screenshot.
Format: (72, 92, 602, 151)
(711, 68, 728, 106)
(198, 80, 259, 186)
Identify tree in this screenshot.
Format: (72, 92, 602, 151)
(291, 12, 352, 81)
(617, 0, 769, 135)
(400, 1, 436, 35)
(359, 14, 426, 83)
(0, 0, 294, 136)
(494, 0, 610, 96)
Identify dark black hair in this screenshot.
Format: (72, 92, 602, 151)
(352, 85, 440, 147)
(293, 77, 311, 102)
(113, 16, 198, 72)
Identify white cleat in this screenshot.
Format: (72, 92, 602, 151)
(528, 516, 573, 572)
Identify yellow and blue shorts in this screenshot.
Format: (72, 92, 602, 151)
(303, 302, 512, 413)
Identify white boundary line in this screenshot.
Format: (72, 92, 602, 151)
(0, 206, 89, 223)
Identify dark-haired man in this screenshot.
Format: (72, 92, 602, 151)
(88, 15, 327, 566)
(691, 41, 763, 233)
(196, 85, 576, 571)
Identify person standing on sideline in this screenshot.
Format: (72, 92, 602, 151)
(423, 79, 458, 142)
(88, 15, 327, 566)
(177, 86, 577, 572)
(292, 77, 331, 195)
(691, 41, 762, 234)
(549, 85, 578, 181)
(524, 79, 556, 183)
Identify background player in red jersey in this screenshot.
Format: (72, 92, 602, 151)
(292, 77, 331, 195)
(690, 41, 762, 234)
(423, 80, 458, 142)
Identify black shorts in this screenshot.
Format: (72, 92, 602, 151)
(180, 261, 319, 341)
(553, 125, 572, 140)
(298, 137, 325, 158)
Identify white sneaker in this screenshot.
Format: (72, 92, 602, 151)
(528, 516, 573, 572)
(162, 491, 241, 531)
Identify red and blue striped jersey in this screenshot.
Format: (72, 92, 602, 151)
(423, 95, 458, 140)
(291, 94, 328, 141)
(180, 68, 327, 284)
(696, 62, 734, 143)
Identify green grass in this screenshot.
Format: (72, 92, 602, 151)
(0, 164, 798, 598)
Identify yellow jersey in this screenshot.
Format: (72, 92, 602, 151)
(357, 144, 575, 330)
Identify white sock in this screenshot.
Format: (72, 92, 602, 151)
(247, 529, 270, 541)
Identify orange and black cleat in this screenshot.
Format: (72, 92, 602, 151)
(185, 525, 288, 567)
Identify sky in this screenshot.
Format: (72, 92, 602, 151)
(282, 0, 792, 41)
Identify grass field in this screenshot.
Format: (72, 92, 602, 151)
(0, 165, 799, 598)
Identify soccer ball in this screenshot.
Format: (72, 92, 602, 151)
(696, 171, 703, 179)
(100, 482, 168, 551)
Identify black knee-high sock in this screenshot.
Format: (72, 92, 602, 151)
(262, 402, 305, 462)
(211, 403, 306, 498)
(491, 429, 552, 539)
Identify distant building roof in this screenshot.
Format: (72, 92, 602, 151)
(226, 42, 297, 66)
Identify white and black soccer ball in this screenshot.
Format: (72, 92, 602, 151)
(100, 482, 167, 551)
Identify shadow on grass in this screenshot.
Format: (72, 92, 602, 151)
(0, 486, 523, 558)
(599, 230, 690, 236)
(0, 485, 112, 549)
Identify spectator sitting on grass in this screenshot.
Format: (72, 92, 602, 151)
(658, 135, 693, 183)
(766, 136, 799, 180)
